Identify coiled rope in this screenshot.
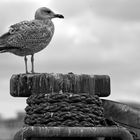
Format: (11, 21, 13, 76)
(24, 92, 106, 127)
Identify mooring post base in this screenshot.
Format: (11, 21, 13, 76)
(13, 127, 133, 140)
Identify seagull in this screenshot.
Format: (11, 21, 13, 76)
(0, 7, 64, 73)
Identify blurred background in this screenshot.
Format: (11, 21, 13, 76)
(0, 0, 140, 139)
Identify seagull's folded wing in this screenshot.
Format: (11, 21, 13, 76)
(1, 20, 53, 49)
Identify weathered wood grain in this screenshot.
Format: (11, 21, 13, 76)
(10, 73, 110, 97)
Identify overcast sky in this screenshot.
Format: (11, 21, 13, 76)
(0, 0, 140, 118)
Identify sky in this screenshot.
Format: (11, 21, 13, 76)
(0, 0, 140, 118)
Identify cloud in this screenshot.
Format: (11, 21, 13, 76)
(51, 0, 91, 18)
(89, 0, 140, 21)
(50, 0, 140, 21)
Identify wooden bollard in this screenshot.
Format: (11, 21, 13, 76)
(11, 73, 135, 140)
(10, 73, 110, 97)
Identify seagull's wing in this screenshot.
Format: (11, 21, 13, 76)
(0, 21, 30, 46)
(0, 20, 53, 50)
(0, 32, 20, 52)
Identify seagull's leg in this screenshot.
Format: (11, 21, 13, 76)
(24, 56, 28, 74)
(31, 54, 35, 73)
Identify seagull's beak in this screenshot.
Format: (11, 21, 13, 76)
(54, 14, 64, 18)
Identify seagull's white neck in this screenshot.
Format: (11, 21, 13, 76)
(43, 19, 53, 25)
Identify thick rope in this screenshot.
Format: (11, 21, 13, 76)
(24, 92, 106, 127)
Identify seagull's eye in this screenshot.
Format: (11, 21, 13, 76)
(46, 10, 51, 14)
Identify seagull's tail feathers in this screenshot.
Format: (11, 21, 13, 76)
(0, 32, 19, 53)
(0, 44, 7, 53)
(0, 45, 19, 53)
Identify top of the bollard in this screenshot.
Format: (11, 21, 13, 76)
(10, 73, 110, 97)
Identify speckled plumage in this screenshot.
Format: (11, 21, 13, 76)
(0, 19, 54, 56)
(0, 7, 64, 73)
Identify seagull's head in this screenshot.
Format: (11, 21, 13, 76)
(35, 7, 64, 20)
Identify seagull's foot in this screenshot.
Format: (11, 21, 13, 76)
(25, 71, 36, 74)
(31, 70, 37, 74)
(26, 71, 30, 74)
(31, 68, 35, 74)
